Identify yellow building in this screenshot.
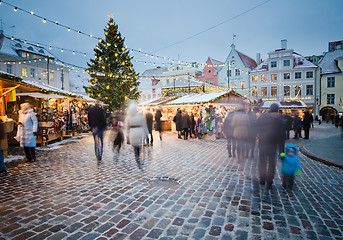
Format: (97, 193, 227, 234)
(318, 41, 343, 121)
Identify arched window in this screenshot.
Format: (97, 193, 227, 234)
(28, 46, 34, 51)
(38, 49, 44, 54)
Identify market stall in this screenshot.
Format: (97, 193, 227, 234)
(261, 100, 308, 117)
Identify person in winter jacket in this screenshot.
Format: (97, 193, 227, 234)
(181, 111, 191, 140)
(173, 109, 182, 139)
(190, 113, 196, 138)
(230, 104, 249, 162)
(145, 110, 154, 145)
(125, 102, 149, 169)
(155, 109, 163, 140)
(302, 111, 312, 139)
(279, 143, 303, 191)
(223, 110, 235, 157)
(15, 103, 38, 162)
(113, 122, 124, 158)
(292, 114, 302, 139)
(88, 104, 107, 161)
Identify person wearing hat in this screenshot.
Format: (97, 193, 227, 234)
(256, 103, 284, 190)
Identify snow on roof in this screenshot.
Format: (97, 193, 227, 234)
(162, 77, 204, 88)
(166, 91, 228, 105)
(141, 66, 168, 77)
(237, 51, 257, 68)
(251, 59, 269, 72)
(318, 50, 343, 74)
(209, 57, 224, 73)
(21, 79, 78, 96)
(138, 96, 175, 106)
(69, 70, 90, 93)
(261, 100, 307, 109)
(138, 78, 161, 89)
(161, 65, 198, 77)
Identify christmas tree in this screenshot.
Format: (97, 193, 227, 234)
(86, 17, 140, 110)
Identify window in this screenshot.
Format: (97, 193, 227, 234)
(208, 69, 211, 73)
(327, 94, 335, 104)
(6, 64, 12, 74)
(230, 82, 236, 90)
(22, 67, 27, 77)
(271, 87, 277, 96)
(235, 69, 240, 76)
(284, 86, 290, 96)
(306, 71, 313, 78)
(50, 72, 54, 81)
(252, 75, 258, 82)
(271, 61, 277, 68)
(295, 72, 302, 79)
(241, 81, 246, 90)
(252, 87, 257, 97)
(166, 79, 170, 84)
(30, 68, 35, 78)
(28, 46, 34, 51)
(284, 73, 290, 80)
(38, 49, 44, 54)
(42, 71, 48, 80)
(271, 74, 277, 80)
(306, 85, 313, 95)
(228, 69, 232, 77)
(327, 77, 335, 88)
(295, 86, 301, 96)
(261, 75, 267, 81)
(261, 87, 267, 96)
(283, 60, 290, 66)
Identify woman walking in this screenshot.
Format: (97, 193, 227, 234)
(15, 103, 38, 162)
(155, 109, 163, 140)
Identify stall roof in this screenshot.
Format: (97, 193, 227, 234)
(262, 100, 307, 109)
(138, 96, 176, 106)
(166, 91, 229, 105)
(16, 92, 66, 99)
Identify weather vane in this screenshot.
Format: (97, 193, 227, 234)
(107, 13, 114, 19)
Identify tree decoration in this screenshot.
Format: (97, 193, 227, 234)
(85, 17, 139, 110)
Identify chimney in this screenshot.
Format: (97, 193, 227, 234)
(256, 53, 261, 65)
(281, 39, 287, 49)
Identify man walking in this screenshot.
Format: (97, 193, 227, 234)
(145, 110, 154, 145)
(88, 104, 107, 162)
(181, 110, 191, 140)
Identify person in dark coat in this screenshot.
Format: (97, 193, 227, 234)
(257, 103, 284, 190)
(181, 111, 191, 140)
(88, 104, 107, 161)
(283, 113, 293, 140)
(173, 109, 182, 139)
(145, 110, 154, 145)
(231, 105, 250, 162)
(223, 110, 235, 157)
(190, 113, 196, 138)
(155, 109, 163, 140)
(302, 111, 312, 139)
(113, 123, 124, 156)
(248, 109, 257, 159)
(292, 114, 302, 139)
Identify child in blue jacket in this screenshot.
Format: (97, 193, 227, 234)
(279, 143, 303, 191)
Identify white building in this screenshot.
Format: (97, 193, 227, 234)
(217, 44, 257, 95)
(0, 33, 71, 91)
(160, 64, 197, 86)
(138, 66, 167, 102)
(249, 40, 319, 111)
(69, 70, 90, 95)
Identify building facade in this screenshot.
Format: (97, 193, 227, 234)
(138, 66, 167, 102)
(160, 64, 197, 86)
(196, 57, 223, 86)
(249, 40, 319, 113)
(318, 40, 343, 119)
(0, 33, 70, 91)
(217, 44, 257, 96)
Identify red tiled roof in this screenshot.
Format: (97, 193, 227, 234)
(237, 51, 257, 68)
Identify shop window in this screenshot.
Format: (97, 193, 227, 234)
(261, 75, 267, 81)
(271, 87, 277, 96)
(30, 68, 35, 78)
(42, 71, 48, 80)
(271, 61, 277, 68)
(22, 67, 27, 77)
(228, 70, 232, 76)
(295, 85, 301, 96)
(6, 64, 12, 74)
(306, 85, 313, 95)
(271, 74, 277, 80)
(327, 94, 335, 104)
(327, 77, 335, 88)
(283, 60, 290, 67)
(306, 71, 313, 78)
(50, 72, 54, 81)
(284, 73, 290, 80)
(295, 72, 302, 79)
(284, 86, 290, 96)
(252, 75, 258, 82)
(252, 87, 257, 97)
(261, 87, 267, 96)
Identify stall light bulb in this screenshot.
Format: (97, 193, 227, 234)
(43, 18, 46, 23)
(14, 7, 18, 11)
(68, 28, 71, 32)
(61, 49, 64, 52)
(73, 51, 75, 55)
(30, 11, 34, 15)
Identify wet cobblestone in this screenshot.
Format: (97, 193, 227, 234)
(0, 131, 343, 239)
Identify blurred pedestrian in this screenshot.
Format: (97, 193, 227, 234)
(173, 109, 182, 139)
(279, 143, 303, 191)
(326, 113, 329, 123)
(224, 109, 234, 157)
(145, 110, 154, 145)
(231, 104, 249, 162)
(303, 111, 312, 139)
(113, 122, 124, 156)
(248, 109, 257, 159)
(310, 112, 314, 128)
(257, 103, 284, 190)
(88, 104, 106, 161)
(283, 113, 293, 139)
(318, 115, 322, 125)
(190, 113, 196, 138)
(125, 102, 149, 169)
(0, 119, 7, 173)
(155, 109, 163, 140)
(15, 103, 38, 163)
(181, 110, 191, 140)
(292, 114, 302, 139)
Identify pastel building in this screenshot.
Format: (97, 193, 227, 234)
(196, 57, 223, 86)
(318, 40, 343, 118)
(138, 66, 167, 102)
(249, 40, 319, 113)
(217, 44, 257, 95)
(160, 64, 197, 86)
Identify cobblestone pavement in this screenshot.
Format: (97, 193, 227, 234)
(0, 131, 343, 240)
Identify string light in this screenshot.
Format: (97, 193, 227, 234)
(43, 18, 46, 23)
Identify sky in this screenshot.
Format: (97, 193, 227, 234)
(1, 0, 342, 74)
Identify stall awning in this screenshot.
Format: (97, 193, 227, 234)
(165, 91, 228, 105)
(16, 92, 66, 99)
(138, 96, 176, 106)
(261, 100, 307, 109)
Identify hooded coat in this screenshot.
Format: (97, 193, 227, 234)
(173, 111, 182, 131)
(16, 109, 38, 147)
(279, 143, 302, 176)
(126, 104, 149, 147)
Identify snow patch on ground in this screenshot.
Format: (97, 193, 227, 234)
(4, 155, 25, 163)
(38, 135, 87, 151)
